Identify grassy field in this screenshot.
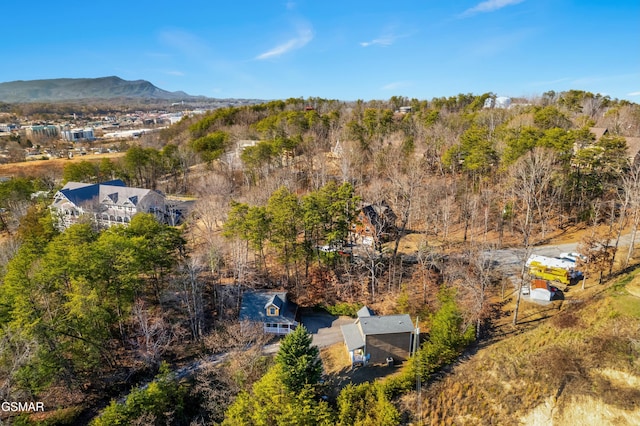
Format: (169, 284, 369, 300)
(0, 152, 125, 178)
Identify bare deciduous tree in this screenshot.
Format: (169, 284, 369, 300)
(579, 201, 616, 286)
(0, 328, 37, 400)
(131, 299, 173, 368)
(509, 147, 556, 247)
(621, 165, 640, 267)
(175, 255, 207, 341)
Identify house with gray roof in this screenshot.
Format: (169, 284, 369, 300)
(50, 179, 178, 230)
(341, 306, 415, 366)
(239, 290, 299, 335)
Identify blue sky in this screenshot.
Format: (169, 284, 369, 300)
(3, 0, 639, 101)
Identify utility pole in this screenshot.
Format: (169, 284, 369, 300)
(414, 316, 421, 424)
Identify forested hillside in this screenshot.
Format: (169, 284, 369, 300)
(0, 76, 191, 103)
(1, 90, 639, 424)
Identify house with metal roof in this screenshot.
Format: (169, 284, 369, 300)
(341, 306, 415, 366)
(239, 290, 299, 335)
(50, 179, 177, 230)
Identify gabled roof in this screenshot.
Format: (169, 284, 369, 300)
(360, 201, 396, 229)
(357, 306, 374, 318)
(98, 185, 152, 207)
(341, 313, 414, 352)
(357, 314, 414, 335)
(341, 323, 365, 351)
(586, 128, 640, 163)
(52, 180, 158, 211)
(103, 193, 118, 204)
(54, 179, 127, 208)
(589, 127, 609, 140)
(265, 294, 284, 310)
(240, 290, 298, 325)
(57, 183, 100, 207)
(626, 136, 640, 163)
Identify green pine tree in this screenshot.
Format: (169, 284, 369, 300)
(275, 325, 322, 393)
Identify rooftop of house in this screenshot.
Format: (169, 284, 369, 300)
(52, 180, 159, 209)
(357, 306, 375, 318)
(588, 127, 640, 162)
(358, 201, 397, 231)
(239, 290, 298, 325)
(357, 314, 414, 336)
(341, 323, 366, 352)
(341, 306, 414, 351)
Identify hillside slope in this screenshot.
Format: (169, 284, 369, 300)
(405, 272, 640, 425)
(0, 76, 193, 102)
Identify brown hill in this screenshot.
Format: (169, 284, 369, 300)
(401, 271, 640, 425)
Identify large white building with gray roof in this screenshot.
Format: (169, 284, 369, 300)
(50, 179, 177, 230)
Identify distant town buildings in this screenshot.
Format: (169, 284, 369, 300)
(25, 124, 59, 138)
(0, 123, 18, 133)
(61, 128, 95, 142)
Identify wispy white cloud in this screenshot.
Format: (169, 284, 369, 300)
(628, 91, 640, 97)
(256, 21, 313, 60)
(360, 28, 410, 47)
(361, 35, 397, 47)
(165, 70, 185, 76)
(381, 81, 411, 91)
(460, 0, 525, 18)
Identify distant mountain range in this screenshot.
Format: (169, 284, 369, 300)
(0, 76, 200, 103)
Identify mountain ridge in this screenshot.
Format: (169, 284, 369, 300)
(0, 76, 199, 103)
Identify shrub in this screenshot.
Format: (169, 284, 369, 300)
(322, 302, 363, 317)
(91, 363, 187, 426)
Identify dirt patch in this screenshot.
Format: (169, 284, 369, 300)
(521, 395, 640, 426)
(320, 343, 350, 376)
(595, 368, 640, 389)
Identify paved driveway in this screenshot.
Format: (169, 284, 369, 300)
(300, 311, 353, 348)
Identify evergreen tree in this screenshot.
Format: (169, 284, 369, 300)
(223, 365, 334, 426)
(336, 382, 400, 426)
(275, 325, 322, 393)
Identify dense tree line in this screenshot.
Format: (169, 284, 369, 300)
(0, 210, 185, 397)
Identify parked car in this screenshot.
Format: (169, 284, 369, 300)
(559, 252, 587, 263)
